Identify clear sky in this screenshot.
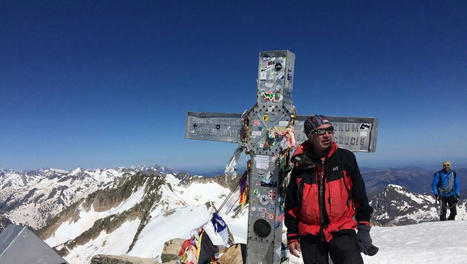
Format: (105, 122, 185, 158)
(1, 1, 466, 171)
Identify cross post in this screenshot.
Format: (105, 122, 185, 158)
(185, 50, 378, 263)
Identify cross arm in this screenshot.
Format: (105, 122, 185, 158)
(185, 112, 243, 143)
(293, 115, 378, 152)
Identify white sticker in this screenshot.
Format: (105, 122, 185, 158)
(252, 131, 262, 137)
(260, 72, 267, 80)
(267, 72, 275, 80)
(255, 155, 270, 169)
(260, 194, 270, 205)
(360, 131, 368, 137)
(279, 121, 289, 127)
(276, 71, 284, 80)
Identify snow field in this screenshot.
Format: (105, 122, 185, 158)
(45, 184, 146, 247)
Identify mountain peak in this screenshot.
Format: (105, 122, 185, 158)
(386, 184, 404, 190)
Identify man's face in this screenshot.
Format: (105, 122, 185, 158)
(310, 124, 334, 151)
(443, 164, 451, 172)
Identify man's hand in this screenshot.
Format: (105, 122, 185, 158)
(455, 195, 460, 202)
(288, 241, 301, 258)
(356, 225, 379, 256)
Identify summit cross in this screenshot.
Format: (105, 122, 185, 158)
(185, 50, 378, 264)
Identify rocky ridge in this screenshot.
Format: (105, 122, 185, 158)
(35, 169, 236, 264)
(0, 166, 191, 230)
(370, 184, 467, 226)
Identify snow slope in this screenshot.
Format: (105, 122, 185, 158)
(362, 221, 467, 264)
(286, 221, 467, 264)
(64, 218, 141, 264)
(45, 185, 145, 247)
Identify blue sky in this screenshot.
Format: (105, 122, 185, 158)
(1, 1, 466, 171)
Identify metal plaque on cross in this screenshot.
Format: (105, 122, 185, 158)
(185, 50, 378, 264)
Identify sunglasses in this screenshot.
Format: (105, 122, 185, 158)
(312, 126, 334, 135)
(443, 164, 451, 167)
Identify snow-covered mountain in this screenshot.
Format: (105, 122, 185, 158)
(37, 171, 245, 264)
(35, 175, 467, 264)
(3, 166, 467, 263)
(371, 184, 467, 226)
(0, 166, 189, 230)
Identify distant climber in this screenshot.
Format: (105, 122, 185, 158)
(285, 115, 378, 264)
(432, 161, 460, 221)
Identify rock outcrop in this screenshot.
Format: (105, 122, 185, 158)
(90, 254, 160, 264)
(161, 238, 184, 263)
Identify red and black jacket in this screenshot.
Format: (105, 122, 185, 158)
(285, 141, 373, 243)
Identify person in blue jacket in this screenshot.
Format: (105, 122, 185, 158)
(432, 161, 460, 221)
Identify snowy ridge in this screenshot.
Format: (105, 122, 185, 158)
(45, 185, 146, 247)
(371, 184, 467, 226)
(0, 168, 125, 229)
(37, 171, 245, 263)
(0, 166, 177, 229)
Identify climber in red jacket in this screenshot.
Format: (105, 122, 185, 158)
(285, 115, 378, 264)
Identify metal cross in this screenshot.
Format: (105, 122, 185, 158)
(185, 50, 378, 264)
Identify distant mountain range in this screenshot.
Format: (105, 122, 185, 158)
(371, 184, 466, 226)
(0, 166, 186, 230)
(361, 167, 466, 195)
(1, 165, 465, 263)
(187, 166, 467, 195)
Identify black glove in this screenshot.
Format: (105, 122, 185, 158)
(356, 224, 379, 256)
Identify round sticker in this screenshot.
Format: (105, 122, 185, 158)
(267, 213, 274, 220)
(253, 189, 260, 196)
(260, 194, 270, 205)
(275, 63, 282, 71)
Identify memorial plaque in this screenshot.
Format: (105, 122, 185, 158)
(294, 115, 378, 152)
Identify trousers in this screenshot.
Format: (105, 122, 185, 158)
(300, 230, 363, 264)
(440, 195, 457, 221)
